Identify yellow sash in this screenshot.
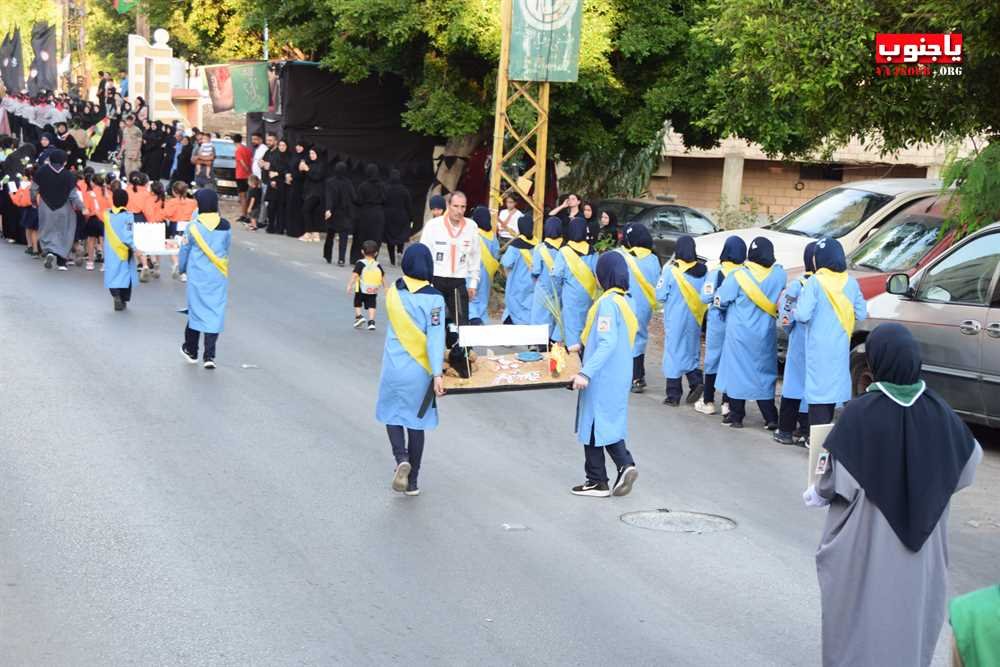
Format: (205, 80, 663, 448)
(188, 222, 229, 278)
(538, 244, 556, 272)
(733, 265, 777, 317)
(544, 237, 563, 249)
(560, 246, 598, 299)
(670, 266, 708, 325)
(720, 260, 740, 277)
(814, 268, 855, 336)
(618, 249, 657, 309)
(103, 208, 129, 262)
(518, 248, 533, 270)
(567, 240, 590, 255)
(479, 231, 499, 279)
(385, 284, 432, 375)
(580, 288, 638, 347)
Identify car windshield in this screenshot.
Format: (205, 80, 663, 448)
(766, 187, 894, 239)
(212, 141, 235, 158)
(849, 217, 944, 273)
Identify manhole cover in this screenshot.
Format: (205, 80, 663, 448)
(620, 509, 736, 533)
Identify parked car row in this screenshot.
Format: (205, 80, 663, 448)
(594, 198, 719, 262)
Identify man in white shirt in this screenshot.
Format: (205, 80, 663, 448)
(419, 191, 482, 375)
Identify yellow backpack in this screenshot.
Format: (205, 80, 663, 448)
(359, 258, 382, 294)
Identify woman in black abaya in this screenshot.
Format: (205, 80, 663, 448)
(382, 168, 412, 266)
(353, 163, 385, 263)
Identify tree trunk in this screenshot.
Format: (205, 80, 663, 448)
(426, 132, 484, 205)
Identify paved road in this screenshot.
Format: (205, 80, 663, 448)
(2, 226, 998, 666)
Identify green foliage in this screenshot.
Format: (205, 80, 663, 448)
(940, 143, 1000, 237)
(145, 0, 263, 65)
(713, 196, 768, 231)
(87, 1, 131, 72)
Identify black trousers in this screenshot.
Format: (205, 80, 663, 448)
(387, 425, 424, 485)
(349, 234, 370, 265)
(632, 354, 645, 382)
(184, 325, 219, 360)
(728, 398, 778, 426)
(109, 287, 132, 302)
(666, 370, 703, 402)
(432, 276, 470, 349)
(808, 403, 835, 427)
(778, 397, 810, 434)
(323, 228, 350, 263)
(266, 186, 284, 234)
(302, 195, 323, 235)
(584, 428, 635, 484)
(387, 243, 405, 266)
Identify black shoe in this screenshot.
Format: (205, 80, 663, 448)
(662, 397, 680, 407)
(773, 431, 795, 445)
(337, 260, 345, 266)
(404, 480, 420, 496)
(612, 466, 638, 497)
(685, 383, 704, 404)
(44, 253, 55, 269)
(729, 421, 744, 429)
(203, 359, 217, 370)
(113, 296, 124, 311)
(764, 422, 778, 431)
(630, 379, 646, 394)
(180, 345, 198, 364)
(721, 413, 732, 425)
(571, 480, 610, 497)
(792, 429, 808, 444)
(24, 247, 34, 255)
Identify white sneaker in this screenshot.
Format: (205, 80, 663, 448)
(180, 273, 187, 283)
(86, 261, 95, 271)
(721, 402, 731, 417)
(694, 399, 716, 415)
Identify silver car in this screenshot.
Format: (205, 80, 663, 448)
(851, 221, 1000, 426)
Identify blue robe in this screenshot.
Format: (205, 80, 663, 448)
(102, 210, 136, 289)
(178, 218, 231, 334)
(500, 245, 534, 324)
(700, 266, 732, 375)
(656, 263, 706, 379)
(576, 294, 635, 446)
(529, 244, 564, 340)
(622, 250, 662, 357)
(468, 232, 500, 323)
(715, 264, 787, 400)
(794, 274, 867, 405)
(375, 284, 446, 430)
(554, 250, 598, 347)
(779, 277, 809, 409)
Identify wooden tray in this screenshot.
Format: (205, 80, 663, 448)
(443, 351, 581, 394)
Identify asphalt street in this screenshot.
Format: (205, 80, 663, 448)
(2, 222, 998, 666)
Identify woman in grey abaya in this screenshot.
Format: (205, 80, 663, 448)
(32, 149, 82, 270)
(804, 323, 982, 667)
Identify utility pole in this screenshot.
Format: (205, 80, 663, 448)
(263, 20, 269, 61)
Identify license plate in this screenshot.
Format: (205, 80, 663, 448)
(217, 180, 237, 188)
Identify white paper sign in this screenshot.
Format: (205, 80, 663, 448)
(133, 222, 178, 255)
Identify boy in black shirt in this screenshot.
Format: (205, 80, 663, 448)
(347, 240, 385, 330)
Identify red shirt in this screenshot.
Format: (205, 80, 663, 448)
(235, 144, 253, 180)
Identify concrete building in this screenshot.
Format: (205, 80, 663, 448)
(650, 131, 976, 221)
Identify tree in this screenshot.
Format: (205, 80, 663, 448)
(693, 0, 1000, 234)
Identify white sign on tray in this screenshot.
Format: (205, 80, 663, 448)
(133, 222, 179, 256)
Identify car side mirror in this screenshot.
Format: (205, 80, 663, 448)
(886, 273, 910, 296)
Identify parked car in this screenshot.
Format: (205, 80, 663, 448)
(695, 179, 945, 270)
(850, 221, 1000, 427)
(784, 194, 958, 299)
(211, 138, 238, 196)
(593, 198, 718, 261)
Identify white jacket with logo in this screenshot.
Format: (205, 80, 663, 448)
(419, 215, 482, 289)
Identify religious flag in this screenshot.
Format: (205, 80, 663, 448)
(27, 23, 57, 96)
(1, 29, 26, 93)
(114, 0, 140, 14)
(203, 62, 269, 113)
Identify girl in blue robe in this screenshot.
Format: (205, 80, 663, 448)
(555, 217, 598, 350)
(794, 237, 867, 426)
(178, 189, 231, 369)
(696, 236, 746, 416)
(656, 235, 707, 406)
(102, 188, 137, 312)
(529, 217, 565, 341)
(569, 252, 638, 498)
(468, 205, 499, 325)
(715, 237, 787, 429)
(500, 214, 536, 324)
(375, 245, 446, 496)
(774, 242, 817, 445)
(621, 223, 662, 393)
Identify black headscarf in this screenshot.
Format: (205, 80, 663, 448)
(802, 241, 818, 274)
(543, 216, 562, 246)
(567, 216, 593, 253)
(814, 237, 847, 272)
(398, 244, 439, 296)
(34, 150, 76, 210)
(674, 235, 707, 277)
(195, 188, 219, 213)
(596, 251, 629, 291)
(719, 236, 747, 263)
(823, 323, 977, 552)
(429, 194, 446, 211)
(471, 205, 491, 232)
(623, 223, 653, 249)
(748, 237, 775, 268)
(511, 213, 535, 249)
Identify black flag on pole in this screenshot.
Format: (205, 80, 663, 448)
(2, 29, 26, 93)
(28, 23, 56, 96)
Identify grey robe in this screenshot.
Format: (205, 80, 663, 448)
(32, 185, 82, 258)
(815, 442, 982, 667)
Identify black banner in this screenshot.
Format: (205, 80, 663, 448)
(27, 23, 56, 96)
(1, 29, 26, 93)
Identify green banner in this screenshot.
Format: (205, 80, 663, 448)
(115, 0, 140, 15)
(230, 62, 269, 113)
(508, 0, 583, 82)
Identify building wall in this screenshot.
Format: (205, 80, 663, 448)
(653, 156, 927, 219)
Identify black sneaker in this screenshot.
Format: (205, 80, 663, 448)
(571, 480, 611, 497)
(685, 383, 704, 404)
(721, 413, 732, 425)
(203, 359, 217, 370)
(367, 321, 376, 331)
(729, 421, 744, 429)
(773, 431, 795, 445)
(764, 422, 778, 431)
(24, 247, 34, 255)
(612, 466, 638, 497)
(353, 317, 365, 329)
(337, 260, 345, 266)
(662, 397, 680, 407)
(630, 379, 646, 394)
(404, 480, 420, 496)
(44, 253, 55, 269)
(792, 429, 808, 444)
(391, 461, 411, 492)
(180, 345, 198, 364)
(113, 295, 125, 311)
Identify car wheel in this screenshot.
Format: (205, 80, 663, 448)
(850, 347, 874, 397)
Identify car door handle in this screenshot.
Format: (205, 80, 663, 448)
(986, 322, 1000, 338)
(959, 320, 982, 335)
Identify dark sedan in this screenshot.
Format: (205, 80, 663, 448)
(595, 198, 718, 261)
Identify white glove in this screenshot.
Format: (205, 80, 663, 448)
(802, 484, 830, 508)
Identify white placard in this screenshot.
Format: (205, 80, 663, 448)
(808, 423, 834, 487)
(133, 222, 178, 256)
(458, 324, 550, 348)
